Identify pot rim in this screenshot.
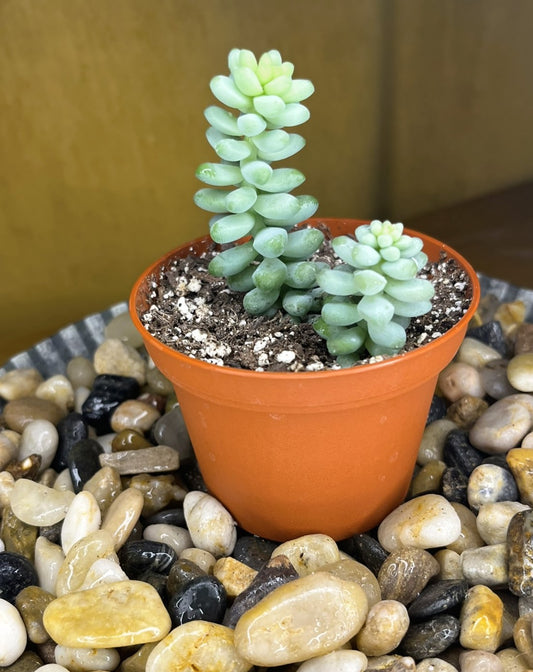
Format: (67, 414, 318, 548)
(129, 219, 481, 381)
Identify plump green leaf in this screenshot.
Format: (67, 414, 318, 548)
(285, 261, 316, 289)
(253, 94, 285, 119)
(210, 212, 255, 244)
(254, 193, 300, 220)
(194, 188, 231, 213)
(380, 258, 418, 280)
(282, 290, 315, 317)
(283, 226, 324, 258)
(210, 75, 253, 113)
(266, 195, 318, 229)
(398, 236, 424, 258)
(232, 66, 263, 97)
(258, 168, 306, 193)
(253, 226, 288, 258)
(256, 133, 305, 161)
(208, 240, 257, 277)
(264, 75, 292, 97)
(266, 103, 310, 128)
(243, 286, 280, 315)
(196, 163, 242, 186)
(387, 295, 433, 317)
(225, 186, 257, 213)
(352, 270, 387, 295)
(316, 268, 360, 296)
(252, 258, 287, 291)
(357, 294, 395, 328)
(227, 265, 256, 292)
(215, 138, 252, 162)
(251, 130, 290, 154)
(282, 79, 315, 103)
(367, 320, 406, 350)
(326, 326, 366, 355)
(204, 106, 240, 136)
(237, 113, 267, 137)
(240, 160, 273, 186)
(384, 277, 435, 302)
(321, 300, 361, 326)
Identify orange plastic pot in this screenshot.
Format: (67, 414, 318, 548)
(130, 219, 480, 541)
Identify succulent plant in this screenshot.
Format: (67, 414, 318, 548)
(194, 47, 321, 316)
(195, 48, 434, 366)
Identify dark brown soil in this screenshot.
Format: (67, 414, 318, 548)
(140, 239, 473, 372)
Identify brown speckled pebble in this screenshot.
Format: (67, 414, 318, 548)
(446, 394, 488, 429)
(15, 585, 55, 644)
(3, 397, 66, 432)
(378, 547, 439, 604)
(0, 369, 43, 401)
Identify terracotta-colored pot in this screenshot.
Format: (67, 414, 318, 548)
(129, 219, 480, 541)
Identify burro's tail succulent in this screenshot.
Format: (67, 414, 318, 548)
(195, 48, 435, 366)
(314, 220, 435, 366)
(194, 47, 321, 316)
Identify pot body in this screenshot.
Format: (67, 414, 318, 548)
(130, 219, 480, 541)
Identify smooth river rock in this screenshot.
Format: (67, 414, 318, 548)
(43, 579, 171, 648)
(469, 395, 533, 454)
(233, 571, 368, 667)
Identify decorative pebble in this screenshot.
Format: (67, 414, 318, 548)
(99, 444, 180, 475)
(511, 613, 533, 668)
(184, 491, 237, 558)
(355, 599, 409, 656)
(446, 502, 484, 553)
(416, 659, 458, 672)
(457, 337, 502, 368)
(213, 556, 257, 599)
(407, 579, 468, 620)
(401, 614, 460, 660)
(0, 503, 37, 559)
(377, 494, 461, 552)
(104, 311, 145, 349)
(151, 405, 194, 461)
(0, 597, 28, 666)
(34, 536, 65, 595)
(494, 300, 526, 336)
(507, 354, 533, 392)
(0, 431, 19, 471)
(52, 412, 89, 472)
(322, 556, 381, 608)
(67, 438, 104, 493)
(128, 474, 186, 517)
(476, 501, 530, 545)
(438, 362, 484, 403)
(143, 523, 192, 557)
(118, 539, 177, 580)
(79, 556, 129, 590)
(55, 529, 117, 596)
(101, 486, 144, 551)
(233, 572, 368, 666)
(146, 621, 251, 672)
(82, 465, 122, 515)
(468, 320, 508, 356)
(365, 655, 417, 670)
(271, 533, 340, 575)
(179, 547, 217, 574)
(506, 448, 533, 506)
(93, 338, 147, 385)
(460, 584, 503, 652)
(343, 532, 389, 576)
(81, 374, 141, 435)
(54, 644, 120, 671)
(296, 649, 368, 671)
(434, 548, 464, 581)
(507, 508, 533, 598)
(0, 551, 39, 603)
(9, 478, 75, 526)
(0, 368, 43, 401)
(61, 490, 101, 554)
(66, 356, 97, 389)
(481, 359, 518, 399)
(469, 395, 533, 454)
(467, 463, 518, 511)
(378, 547, 439, 604)
(35, 375, 74, 413)
(43, 579, 171, 648)
(17, 420, 58, 473)
(111, 428, 152, 452)
(410, 459, 446, 497)
(436, 466, 468, 507)
(3, 397, 65, 433)
(166, 558, 206, 596)
(443, 429, 485, 476)
(514, 323, 533, 354)
(224, 554, 299, 629)
(167, 575, 227, 627)
(461, 543, 508, 587)
(14, 585, 54, 644)
(110, 399, 161, 433)
(417, 419, 458, 465)
(426, 395, 448, 425)
(446, 394, 488, 429)
(459, 650, 504, 672)
(145, 366, 174, 397)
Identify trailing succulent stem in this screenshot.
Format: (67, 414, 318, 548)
(195, 48, 434, 365)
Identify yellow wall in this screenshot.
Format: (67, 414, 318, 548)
(1, 0, 533, 362)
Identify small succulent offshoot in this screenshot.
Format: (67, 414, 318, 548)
(195, 48, 434, 366)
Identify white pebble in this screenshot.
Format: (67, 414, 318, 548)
(476, 501, 530, 545)
(0, 431, 19, 471)
(179, 547, 216, 574)
(469, 395, 533, 454)
(37, 666, 71, 672)
(61, 490, 102, 554)
(417, 659, 458, 672)
(183, 491, 237, 558)
(18, 419, 59, 472)
(74, 386, 91, 413)
(34, 536, 65, 595)
(417, 419, 457, 465)
(272, 534, 340, 576)
(104, 310, 145, 349)
(54, 644, 121, 671)
(35, 374, 75, 412)
(377, 494, 461, 552)
(296, 649, 368, 671)
(0, 368, 43, 400)
(457, 337, 502, 368)
(0, 598, 27, 666)
(0, 471, 15, 514)
(461, 543, 508, 587)
(143, 523, 192, 556)
(9, 478, 74, 526)
(53, 468, 75, 492)
(79, 558, 129, 590)
(438, 362, 484, 402)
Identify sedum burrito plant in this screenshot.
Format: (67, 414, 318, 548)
(194, 48, 434, 366)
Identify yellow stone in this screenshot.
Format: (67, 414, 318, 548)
(460, 584, 503, 652)
(271, 534, 340, 575)
(213, 557, 257, 598)
(43, 580, 171, 648)
(322, 556, 381, 608)
(506, 449, 533, 507)
(233, 572, 368, 667)
(55, 529, 117, 596)
(146, 621, 252, 672)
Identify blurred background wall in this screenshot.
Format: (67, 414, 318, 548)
(1, 0, 533, 362)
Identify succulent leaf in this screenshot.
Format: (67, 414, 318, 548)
(204, 106, 240, 136)
(252, 257, 288, 291)
(194, 188, 232, 213)
(367, 320, 406, 350)
(243, 286, 280, 314)
(316, 268, 360, 296)
(259, 168, 306, 194)
(384, 277, 435, 302)
(196, 163, 242, 186)
(208, 240, 257, 277)
(253, 226, 288, 258)
(266, 103, 310, 128)
(254, 193, 300, 220)
(325, 326, 366, 356)
(321, 300, 361, 327)
(237, 113, 267, 136)
(225, 186, 257, 213)
(210, 75, 253, 113)
(256, 133, 306, 161)
(215, 138, 253, 162)
(265, 194, 318, 228)
(285, 261, 317, 289)
(210, 212, 255, 244)
(352, 270, 387, 295)
(232, 66, 264, 97)
(357, 294, 395, 328)
(240, 160, 273, 186)
(283, 226, 324, 258)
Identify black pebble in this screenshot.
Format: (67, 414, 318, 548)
(81, 374, 140, 435)
(401, 614, 460, 660)
(441, 467, 469, 505)
(467, 321, 508, 357)
(408, 579, 469, 620)
(67, 438, 104, 493)
(426, 395, 447, 425)
(443, 429, 485, 476)
(339, 533, 388, 576)
(167, 576, 227, 627)
(118, 540, 177, 579)
(233, 536, 278, 571)
(0, 552, 39, 603)
(53, 412, 89, 472)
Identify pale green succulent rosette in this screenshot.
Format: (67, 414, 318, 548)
(314, 220, 435, 366)
(195, 48, 320, 316)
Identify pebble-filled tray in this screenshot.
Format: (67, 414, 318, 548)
(1, 272, 533, 671)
